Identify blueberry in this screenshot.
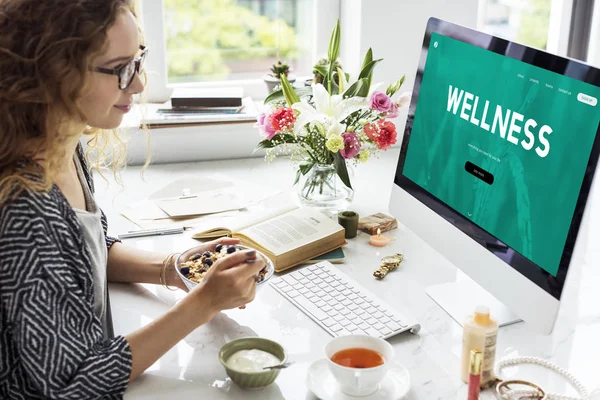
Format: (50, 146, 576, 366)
(215, 244, 223, 253)
(191, 253, 201, 261)
(179, 266, 190, 276)
(202, 251, 211, 257)
(227, 246, 236, 254)
(204, 258, 213, 267)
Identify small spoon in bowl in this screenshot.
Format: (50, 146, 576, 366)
(263, 361, 294, 370)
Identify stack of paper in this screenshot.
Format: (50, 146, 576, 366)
(121, 177, 281, 231)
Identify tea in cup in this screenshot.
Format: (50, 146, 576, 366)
(325, 335, 394, 396)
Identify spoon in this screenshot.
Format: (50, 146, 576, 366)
(262, 361, 294, 370)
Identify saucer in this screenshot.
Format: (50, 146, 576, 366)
(306, 359, 410, 400)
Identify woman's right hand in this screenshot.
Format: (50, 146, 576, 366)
(185, 248, 266, 324)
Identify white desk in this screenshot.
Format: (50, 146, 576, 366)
(95, 149, 600, 399)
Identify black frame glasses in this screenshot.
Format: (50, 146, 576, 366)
(93, 45, 148, 90)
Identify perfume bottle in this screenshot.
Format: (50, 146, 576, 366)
(460, 306, 498, 386)
(468, 349, 482, 400)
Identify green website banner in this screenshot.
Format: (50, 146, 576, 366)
(403, 32, 600, 276)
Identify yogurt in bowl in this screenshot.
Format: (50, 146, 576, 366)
(218, 337, 287, 389)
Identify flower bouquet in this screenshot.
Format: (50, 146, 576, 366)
(255, 20, 410, 211)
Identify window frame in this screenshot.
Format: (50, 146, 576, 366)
(139, 0, 341, 103)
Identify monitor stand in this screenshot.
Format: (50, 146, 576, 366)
(426, 272, 522, 327)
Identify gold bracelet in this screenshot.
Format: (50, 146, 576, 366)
(160, 252, 180, 291)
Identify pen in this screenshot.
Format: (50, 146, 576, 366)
(118, 227, 184, 239)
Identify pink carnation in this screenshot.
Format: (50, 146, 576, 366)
(370, 91, 392, 112)
(340, 132, 361, 159)
(255, 112, 277, 140)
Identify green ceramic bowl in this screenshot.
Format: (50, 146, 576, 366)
(218, 337, 287, 389)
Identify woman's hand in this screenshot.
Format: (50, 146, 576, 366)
(165, 237, 241, 292)
(183, 247, 266, 325)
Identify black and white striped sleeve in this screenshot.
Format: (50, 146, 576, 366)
(3, 216, 132, 398)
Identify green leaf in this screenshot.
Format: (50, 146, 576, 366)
(294, 169, 302, 185)
(343, 77, 368, 99)
(264, 86, 311, 105)
(294, 163, 314, 185)
(313, 65, 328, 77)
(280, 74, 301, 106)
(361, 48, 373, 72)
(336, 67, 345, 92)
(333, 152, 352, 189)
(327, 20, 341, 63)
(358, 58, 382, 81)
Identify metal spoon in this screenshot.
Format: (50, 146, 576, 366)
(262, 361, 294, 370)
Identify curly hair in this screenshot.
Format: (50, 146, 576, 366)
(0, 0, 138, 205)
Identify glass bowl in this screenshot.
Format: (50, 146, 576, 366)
(174, 244, 274, 292)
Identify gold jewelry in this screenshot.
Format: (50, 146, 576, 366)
(373, 253, 404, 279)
(160, 252, 180, 291)
(496, 380, 546, 399)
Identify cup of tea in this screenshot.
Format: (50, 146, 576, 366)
(325, 334, 394, 396)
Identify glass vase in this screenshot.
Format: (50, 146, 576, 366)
(297, 163, 354, 213)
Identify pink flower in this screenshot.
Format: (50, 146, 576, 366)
(270, 106, 297, 132)
(385, 103, 399, 118)
(340, 132, 361, 159)
(255, 112, 277, 139)
(370, 91, 392, 112)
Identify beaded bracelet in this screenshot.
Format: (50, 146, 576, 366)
(160, 252, 180, 291)
(494, 356, 588, 400)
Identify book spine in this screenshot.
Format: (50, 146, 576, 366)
(171, 98, 243, 108)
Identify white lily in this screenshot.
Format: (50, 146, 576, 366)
(292, 83, 366, 138)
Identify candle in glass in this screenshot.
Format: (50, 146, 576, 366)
(369, 228, 391, 247)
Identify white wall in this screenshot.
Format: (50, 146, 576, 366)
(340, 0, 479, 133)
(588, 0, 600, 67)
(123, 0, 479, 166)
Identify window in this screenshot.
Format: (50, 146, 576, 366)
(140, 0, 340, 102)
(478, 0, 553, 50)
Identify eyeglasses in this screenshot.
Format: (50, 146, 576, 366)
(92, 45, 148, 90)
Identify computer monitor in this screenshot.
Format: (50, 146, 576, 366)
(391, 17, 600, 334)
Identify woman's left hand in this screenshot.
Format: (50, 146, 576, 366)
(165, 237, 242, 292)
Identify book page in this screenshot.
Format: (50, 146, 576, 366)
(238, 208, 344, 256)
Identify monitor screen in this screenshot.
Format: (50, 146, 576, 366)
(395, 18, 600, 300)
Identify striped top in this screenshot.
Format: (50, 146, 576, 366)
(0, 145, 131, 399)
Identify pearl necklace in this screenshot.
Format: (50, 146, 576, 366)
(494, 357, 588, 400)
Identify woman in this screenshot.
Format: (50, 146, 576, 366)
(0, 1, 264, 398)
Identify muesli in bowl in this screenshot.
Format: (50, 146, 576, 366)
(175, 244, 274, 292)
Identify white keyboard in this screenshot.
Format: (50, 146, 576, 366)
(270, 261, 421, 339)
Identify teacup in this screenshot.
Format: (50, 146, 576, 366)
(325, 335, 394, 396)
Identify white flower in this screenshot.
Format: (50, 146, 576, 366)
(397, 91, 411, 108)
(292, 83, 366, 137)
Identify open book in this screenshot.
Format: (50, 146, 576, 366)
(192, 207, 346, 272)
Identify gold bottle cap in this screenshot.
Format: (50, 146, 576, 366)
(469, 349, 482, 375)
(474, 305, 491, 325)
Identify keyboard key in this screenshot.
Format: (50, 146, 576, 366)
(374, 322, 385, 331)
(333, 314, 345, 322)
(333, 304, 345, 311)
(324, 277, 335, 284)
(320, 304, 333, 313)
(358, 322, 370, 330)
(340, 308, 351, 316)
(286, 290, 300, 298)
(347, 324, 360, 332)
(305, 292, 318, 300)
(281, 275, 297, 285)
(341, 289, 352, 296)
(322, 318, 337, 327)
(387, 321, 401, 331)
(315, 300, 326, 308)
(326, 308, 338, 317)
(299, 269, 312, 277)
(351, 316, 362, 325)
(338, 329, 352, 336)
(299, 288, 310, 295)
(348, 303, 359, 311)
(366, 307, 378, 314)
(341, 299, 352, 307)
(330, 324, 343, 332)
(305, 282, 316, 290)
(365, 328, 382, 338)
(355, 309, 367, 317)
(347, 293, 358, 301)
(372, 311, 384, 319)
(293, 296, 328, 321)
(380, 327, 393, 336)
(380, 316, 391, 324)
(340, 319, 352, 327)
(366, 317, 378, 325)
(321, 295, 333, 303)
